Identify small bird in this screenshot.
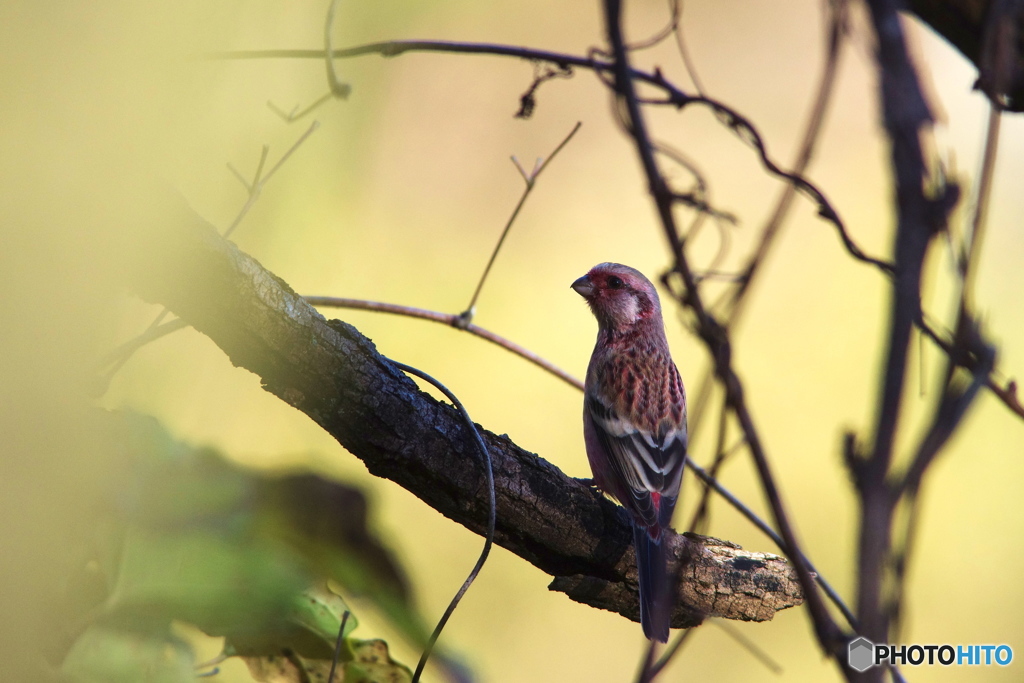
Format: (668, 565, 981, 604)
(571, 263, 688, 642)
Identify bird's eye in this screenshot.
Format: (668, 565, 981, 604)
(607, 275, 624, 289)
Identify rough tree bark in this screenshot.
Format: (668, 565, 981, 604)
(126, 195, 804, 630)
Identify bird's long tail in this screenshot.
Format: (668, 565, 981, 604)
(633, 524, 669, 642)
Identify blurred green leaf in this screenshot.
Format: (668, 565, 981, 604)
(289, 585, 358, 648)
(228, 584, 358, 659)
(57, 411, 429, 679)
(250, 474, 429, 646)
(61, 625, 194, 683)
(50, 411, 437, 683)
(93, 411, 427, 637)
(101, 526, 307, 637)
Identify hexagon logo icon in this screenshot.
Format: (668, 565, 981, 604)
(848, 636, 875, 672)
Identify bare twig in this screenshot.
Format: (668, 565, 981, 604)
(459, 122, 582, 326)
(634, 641, 657, 683)
(918, 316, 1024, 420)
(900, 318, 995, 498)
(626, 0, 681, 52)
(961, 1, 1018, 297)
(100, 318, 190, 369)
(709, 619, 784, 675)
(670, 0, 706, 95)
(646, 611, 784, 679)
(686, 459, 857, 630)
(210, 41, 891, 273)
(195, 652, 229, 677)
(726, 0, 849, 315)
(653, 139, 738, 225)
(687, 402, 733, 535)
(326, 610, 351, 683)
(989, 378, 1024, 418)
(304, 296, 584, 390)
(648, 625, 696, 678)
(268, 92, 334, 123)
(324, 0, 352, 99)
(961, 104, 999, 294)
(226, 121, 320, 240)
(887, 315, 994, 650)
(227, 144, 268, 193)
(515, 63, 574, 119)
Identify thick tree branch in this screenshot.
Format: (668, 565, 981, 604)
(126, 196, 803, 630)
(855, 4, 940, 669)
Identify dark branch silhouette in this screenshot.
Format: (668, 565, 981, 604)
(599, 0, 847, 675)
(211, 40, 891, 274)
(910, 0, 1024, 110)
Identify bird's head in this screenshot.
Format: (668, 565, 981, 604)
(571, 263, 663, 332)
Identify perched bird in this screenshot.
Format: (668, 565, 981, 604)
(571, 263, 688, 642)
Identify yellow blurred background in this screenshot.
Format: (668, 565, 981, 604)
(1, 0, 1022, 681)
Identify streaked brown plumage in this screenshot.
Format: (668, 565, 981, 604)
(572, 263, 688, 642)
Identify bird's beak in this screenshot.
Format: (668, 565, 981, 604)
(571, 274, 594, 298)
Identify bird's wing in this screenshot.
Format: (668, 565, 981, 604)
(586, 392, 687, 530)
